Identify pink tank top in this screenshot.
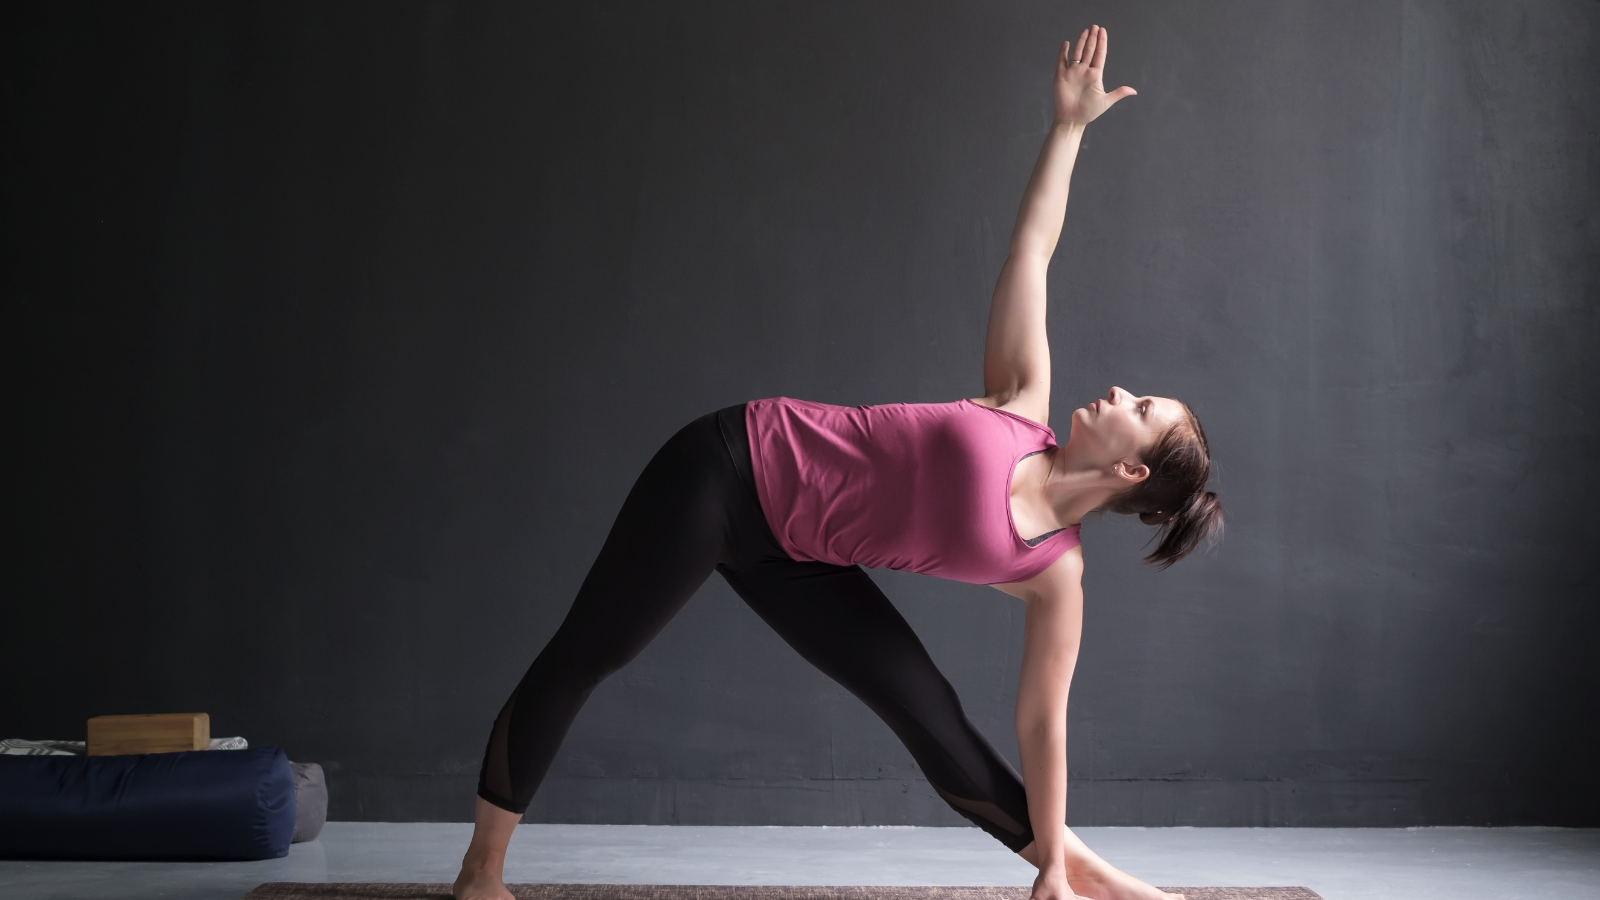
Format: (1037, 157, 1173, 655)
(745, 397, 1081, 585)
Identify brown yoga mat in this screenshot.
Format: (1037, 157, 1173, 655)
(241, 885, 1324, 900)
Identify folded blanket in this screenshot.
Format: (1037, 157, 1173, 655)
(0, 740, 84, 756)
(0, 737, 249, 755)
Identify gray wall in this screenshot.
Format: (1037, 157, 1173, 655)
(4, 1, 1597, 827)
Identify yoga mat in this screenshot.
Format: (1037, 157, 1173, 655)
(241, 884, 1324, 900)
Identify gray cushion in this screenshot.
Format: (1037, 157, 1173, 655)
(288, 762, 327, 843)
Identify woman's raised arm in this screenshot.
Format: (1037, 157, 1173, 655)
(979, 26, 1136, 426)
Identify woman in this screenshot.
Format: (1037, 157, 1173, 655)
(455, 26, 1219, 900)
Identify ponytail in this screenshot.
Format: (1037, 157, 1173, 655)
(1106, 404, 1223, 568)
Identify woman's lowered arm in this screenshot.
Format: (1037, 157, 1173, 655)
(1011, 551, 1085, 889)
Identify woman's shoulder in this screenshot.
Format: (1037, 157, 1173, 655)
(989, 544, 1083, 600)
(1029, 540, 1083, 584)
(965, 395, 1055, 436)
(960, 395, 1062, 445)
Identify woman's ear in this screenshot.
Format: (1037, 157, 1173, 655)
(1112, 460, 1150, 484)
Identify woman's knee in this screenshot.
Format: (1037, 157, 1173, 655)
(518, 632, 633, 699)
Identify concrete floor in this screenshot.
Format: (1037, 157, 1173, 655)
(1, 824, 1596, 900)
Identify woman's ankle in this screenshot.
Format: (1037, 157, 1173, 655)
(461, 795, 522, 871)
(460, 846, 506, 873)
(1060, 848, 1116, 879)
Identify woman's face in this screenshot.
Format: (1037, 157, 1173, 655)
(1067, 386, 1187, 472)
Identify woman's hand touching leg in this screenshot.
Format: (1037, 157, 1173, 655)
(453, 796, 522, 900)
(1029, 863, 1078, 900)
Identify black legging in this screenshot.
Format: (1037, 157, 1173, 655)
(476, 404, 1036, 851)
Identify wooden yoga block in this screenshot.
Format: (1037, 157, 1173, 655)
(86, 712, 210, 756)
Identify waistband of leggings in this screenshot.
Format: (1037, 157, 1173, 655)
(714, 402, 761, 504)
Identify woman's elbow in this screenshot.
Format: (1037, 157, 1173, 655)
(1014, 709, 1066, 736)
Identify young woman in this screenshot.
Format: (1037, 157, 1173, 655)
(455, 26, 1219, 900)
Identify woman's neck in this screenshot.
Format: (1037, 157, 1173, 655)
(1032, 445, 1121, 529)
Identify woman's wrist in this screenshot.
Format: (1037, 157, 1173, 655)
(1050, 119, 1087, 137)
(1029, 837, 1071, 870)
(1028, 830, 1108, 874)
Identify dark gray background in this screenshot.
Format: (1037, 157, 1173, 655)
(4, 1, 1596, 827)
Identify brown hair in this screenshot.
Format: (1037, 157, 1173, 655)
(1103, 403, 1223, 568)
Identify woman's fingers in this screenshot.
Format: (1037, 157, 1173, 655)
(1055, 25, 1135, 123)
(1065, 24, 1116, 69)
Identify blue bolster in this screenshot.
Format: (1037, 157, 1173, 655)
(0, 746, 296, 861)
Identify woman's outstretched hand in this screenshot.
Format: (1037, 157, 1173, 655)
(1054, 25, 1136, 128)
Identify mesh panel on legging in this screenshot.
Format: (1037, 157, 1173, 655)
(475, 405, 1038, 852)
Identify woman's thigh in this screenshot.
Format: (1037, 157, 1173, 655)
(480, 409, 748, 812)
(545, 410, 742, 675)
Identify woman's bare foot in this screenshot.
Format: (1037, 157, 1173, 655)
(453, 796, 523, 900)
(1020, 835, 1184, 900)
(452, 862, 514, 900)
(1066, 864, 1186, 900)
